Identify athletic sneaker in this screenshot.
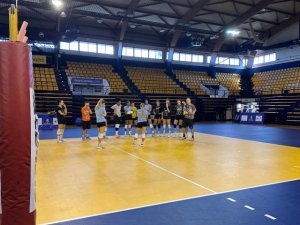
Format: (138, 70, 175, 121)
(182, 136, 187, 140)
(140, 142, 144, 147)
(97, 145, 104, 149)
(57, 140, 63, 143)
(190, 137, 195, 141)
(86, 136, 91, 140)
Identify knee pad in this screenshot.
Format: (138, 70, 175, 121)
(158, 124, 161, 129)
(125, 125, 128, 129)
(105, 128, 107, 132)
(142, 134, 146, 138)
(115, 124, 120, 128)
(135, 133, 138, 138)
(154, 125, 157, 129)
(98, 133, 103, 139)
(179, 125, 182, 129)
(128, 125, 132, 129)
(174, 125, 177, 129)
(168, 125, 171, 129)
(163, 125, 166, 129)
(150, 124, 153, 129)
(57, 129, 62, 135)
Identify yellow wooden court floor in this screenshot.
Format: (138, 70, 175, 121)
(36, 126, 300, 225)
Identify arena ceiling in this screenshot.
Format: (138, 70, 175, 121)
(0, 0, 300, 52)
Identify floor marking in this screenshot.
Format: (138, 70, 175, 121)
(112, 145, 217, 194)
(227, 198, 236, 202)
(244, 205, 255, 211)
(265, 214, 277, 220)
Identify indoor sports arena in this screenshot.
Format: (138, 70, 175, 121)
(0, 0, 300, 225)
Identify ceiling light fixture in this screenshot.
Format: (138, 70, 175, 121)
(60, 11, 66, 18)
(186, 32, 192, 37)
(52, 0, 63, 9)
(226, 29, 240, 36)
(96, 19, 103, 24)
(129, 24, 136, 29)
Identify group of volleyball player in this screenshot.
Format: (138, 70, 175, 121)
(55, 97, 196, 149)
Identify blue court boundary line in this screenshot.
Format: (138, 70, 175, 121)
(39, 177, 300, 225)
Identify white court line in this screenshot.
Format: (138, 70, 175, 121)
(244, 205, 255, 211)
(265, 214, 277, 220)
(113, 145, 217, 194)
(227, 198, 236, 202)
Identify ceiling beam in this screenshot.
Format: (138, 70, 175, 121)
(266, 11, 300, 37)
(119, 0, 141, 41)
(213, 0, 276, 52)
(170, 0, 211, 47)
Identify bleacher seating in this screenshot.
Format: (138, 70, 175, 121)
(252, 67, 300, 95)
(216, 73, 241, 95)
(259, 95, 300, 123)
(126, 67, 186, 94)
(34, 67, 58, 91)
(200, 97, 235, 121)
(65, 62, 128, 93)
(174, 70, 217, 95)
(174, 70, 241, 96)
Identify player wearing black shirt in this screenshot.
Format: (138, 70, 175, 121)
(173, 100, 184, 137)
(162, 99, 172, 137)
(183, 98, 197, 141)
(55, 100, 67, 143)
(153, 100, 162, 136)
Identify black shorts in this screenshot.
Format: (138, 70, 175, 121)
(155, 114, 162, 119)
(175, 115, 184, 121)
(183, 118, 194, 129)
(57, 117, 66, 125)
(125, 114, 132, 121)
(163, 115, 171, 120)
(132, 117, 137, 121)
(114, 115, 121, 124)
(82, 120, 91, 129)
(137, 122, 148, 128)
(97, 122, 106, 128)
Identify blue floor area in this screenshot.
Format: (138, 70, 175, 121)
(50, 180, 300, 225)
(39, 123, 300, 148)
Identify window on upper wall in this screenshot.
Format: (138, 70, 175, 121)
(124, 47, 162, 60)
(141, 49, 148, 58)
(173, 52, 204, 63)
(70, 41, 79, 51)
(173, 52, 180, 61)
(207, 56, 211, 63)
(253, 53, 276, 65)
(134, 48, 142, 57)
(60, 42, 69, 50)
(88, 43, 97, 53)
(211, 56, 240, 66)
(79, 42, 89, 52)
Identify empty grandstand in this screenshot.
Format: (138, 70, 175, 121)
(126, 66, 186, 94)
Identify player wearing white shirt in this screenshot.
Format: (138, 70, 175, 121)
(124, 100, 133, 136)
(111, 99, 122, 138)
